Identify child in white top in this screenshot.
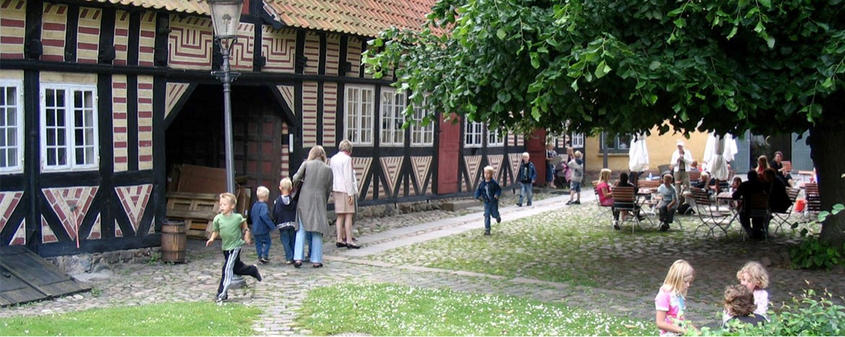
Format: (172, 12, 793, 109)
(736, 261, 770, 320)
(654, 259, 695, 336)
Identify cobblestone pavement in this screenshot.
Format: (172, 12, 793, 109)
(3, 192, 842, 335)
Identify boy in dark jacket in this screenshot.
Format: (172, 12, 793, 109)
(475, 166, 502, 235)
(250, 186, 277, 264)
(273, 178, 297, 264)
(516, 152, 537, 207)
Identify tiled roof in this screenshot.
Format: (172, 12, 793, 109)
(264, 0, 437, 37)
(81, 0, 437, 37)
(82, 0, 209, 15)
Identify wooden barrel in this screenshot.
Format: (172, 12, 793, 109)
(161, 221, 186, 263)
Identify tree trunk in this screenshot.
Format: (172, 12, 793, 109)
(808, 125, 845, 247)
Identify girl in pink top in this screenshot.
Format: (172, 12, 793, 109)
(737, 261, 770, 319)
(596, 169, 613, 207)
(655, 259, 695, 336)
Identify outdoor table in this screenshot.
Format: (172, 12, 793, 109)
(636, 188, 659, 227)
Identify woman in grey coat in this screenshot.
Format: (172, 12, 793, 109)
(292, 145, 333, 268)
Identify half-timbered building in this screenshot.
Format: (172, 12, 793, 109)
(0, 0, 559, 257)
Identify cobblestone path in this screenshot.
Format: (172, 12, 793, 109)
(3, 192, 843, 335)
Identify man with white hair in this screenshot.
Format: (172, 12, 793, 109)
(670, 140, 694, 203)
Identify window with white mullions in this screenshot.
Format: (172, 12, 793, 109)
(464, 120, 483, 147)
(344, 85, 374, 145)
(410, 104, 434, 146)
(41, 85, 99, 171)
(380, 89, 406, 146)
(488, 128, 505, 147)
(571, 132, 585, 148)
(0, 81, 23, 173)
(600, 133, 632, 153)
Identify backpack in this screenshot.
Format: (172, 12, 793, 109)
(677, 203, 695, 215)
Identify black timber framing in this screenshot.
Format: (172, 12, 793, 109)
(24, 0, 43, 60)
(154, 12, 168, 67)
(317, 33, 326, 145)
(358, 38, 366, 78)
(126, 75, 139, 171)
(64, 4, 78, 62)
(127, 10, 140, 66)
(98, 7, 115, 64)
(24, 70, 40, 250)
(96, 73, 114, 240)
(372, 85, 382, 199)
(151, 76, 166, 234)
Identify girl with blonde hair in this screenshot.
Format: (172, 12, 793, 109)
(655, 259, 695, 336)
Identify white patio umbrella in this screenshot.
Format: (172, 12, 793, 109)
(705, 133, 731, 180)
(628, 133, 649, 172)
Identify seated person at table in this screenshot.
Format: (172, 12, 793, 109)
(693, 172, 717, 195)
(730, 176, 742, 194)
(770, 151, 794, 187)
(596, 169, 614, 207)
(658, 174, 679, 232)
(762, 168, 790, 213)
(732, 170, 768, 240)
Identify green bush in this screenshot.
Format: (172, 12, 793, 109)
(696, 289, 845, 336)
(788, 237, 843, 269)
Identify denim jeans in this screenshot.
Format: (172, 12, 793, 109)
(278, 227, 295, 261)
(519, 182, 533, 205)
(253, 233, 271, 259)
(659, 204, 676, 224)
(293, 221, 322, 263)
(546, 163, 555, 184)
(483, 201, 500, 231)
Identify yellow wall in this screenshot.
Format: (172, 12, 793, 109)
(585, 126, 710, 175)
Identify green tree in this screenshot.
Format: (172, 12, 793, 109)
(364, 0, 845, 245)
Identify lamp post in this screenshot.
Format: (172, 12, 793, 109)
(208, 0, 243, 193)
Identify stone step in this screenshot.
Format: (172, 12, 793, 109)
(439, 199, 479, 211)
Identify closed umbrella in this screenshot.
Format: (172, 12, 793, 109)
(628, 133, 649, 172)
(708, 134, 730, 181)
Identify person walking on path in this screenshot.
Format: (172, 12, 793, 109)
(292, 146, 333, 268)
(545, 143, 558, 188)
(207, 192, 262, 303)
(475, 166, 502, 235)
(670, 140, 694, 205)
(249, 186, 276, 264)
(330, 140, 360, 249)
(273, 178, 297, 264)
(566, 151, 583, 205)
(516, 152, 537, 207)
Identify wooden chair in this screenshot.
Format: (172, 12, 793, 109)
(594, 184, 614, 228)
(688, 171, 702, 185)
(690, 188, 734, 237)
(611, 186, 639, 233)
(772, 187, 800, 233)
(804, 183, 822, 221)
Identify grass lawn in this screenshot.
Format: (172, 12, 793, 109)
(0, 301, 260, 336)
(373, 204, 831, 305)
(298, 282, 652, 336)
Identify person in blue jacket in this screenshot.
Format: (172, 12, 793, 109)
(250, 186, 277, 264)
(516, 152, 537, 207)
(475, 166, 502, 235)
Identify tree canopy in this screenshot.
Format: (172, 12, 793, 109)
(364, 0, 845, 137)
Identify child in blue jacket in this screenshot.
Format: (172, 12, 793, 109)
(250, 186, 277, 264)
(475, 166, 502, 235)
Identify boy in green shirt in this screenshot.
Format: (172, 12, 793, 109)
(206, 192, 262, 303)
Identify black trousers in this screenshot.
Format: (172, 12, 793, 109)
(217, 247, 259, 299)
(738, 212, 768, 239)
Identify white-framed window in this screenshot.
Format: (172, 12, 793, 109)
(600, 133, 632, 153)
(464, 120, 483, 147)
(410, 104, 434, 146)
(571, 132, 585, 148)
(380, 88, 406, 146)
(345, 85, 374, 145)
(0, 80, 24, 173)
(40, 84, 99, 171)
(488, 128, 504, 147)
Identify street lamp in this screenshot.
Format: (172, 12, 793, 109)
(208, 0, 243, 193)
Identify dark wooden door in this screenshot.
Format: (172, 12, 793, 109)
(232, 87, 284, 198)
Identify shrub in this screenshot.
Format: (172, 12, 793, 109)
(788, 237, 843, 269)
(695, 288, 845, 336)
